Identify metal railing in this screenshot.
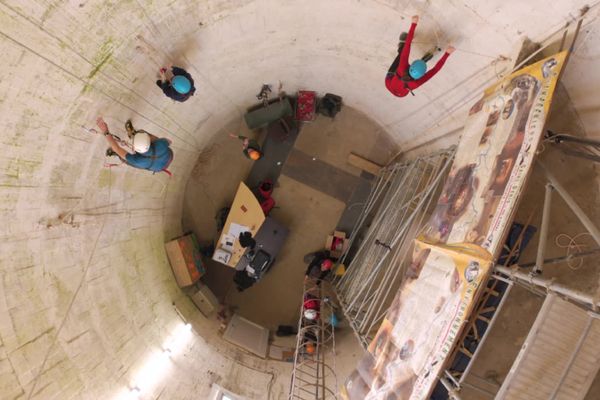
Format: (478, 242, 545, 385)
(333, 148, 456, 349)
(289, 279, 338, 400)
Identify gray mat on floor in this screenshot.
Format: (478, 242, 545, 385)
(335, 172, 374, 233)
(245, 116, 299, 190)
(281, 148, 366, 203)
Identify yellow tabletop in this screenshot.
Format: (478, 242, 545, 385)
(213, 182, 266, 268)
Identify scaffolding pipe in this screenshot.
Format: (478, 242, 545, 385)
(459, 279, 514, 384)
(533, 183, 553, 274)
(538, 161, 600, 246)
(520, 248, 600, 268)
(336, 165, 398, 272)
(338, 164, 416, 295)
(440, 375, 463, 400)
(495, 265, 600, 310)
(364, 167, 445, 334)
(334, 148, 455, 347)
(343, 157, 450, 312)
(337, 164, 411, 293)
(356, 163, 443, 333)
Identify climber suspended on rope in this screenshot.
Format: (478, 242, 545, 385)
(385, 15, 455, 97)
(156, 65, 196, 102)
(94, 117, 174, 175)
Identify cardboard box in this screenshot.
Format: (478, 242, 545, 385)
(325, 230, 349, 259)
(268, 345, 295, 362)
(165, 234, 205, 287)
(190, 283, 219, 316)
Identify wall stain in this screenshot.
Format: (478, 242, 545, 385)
(12, 327, 54, 352)
(88, 38, 114, 79)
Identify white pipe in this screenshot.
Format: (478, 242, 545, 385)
(534, 184, 553, 274)
(495, 265, 600, 309)
(538, 161, 600, 246)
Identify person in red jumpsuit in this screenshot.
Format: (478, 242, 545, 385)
(385, 15, 455, 97)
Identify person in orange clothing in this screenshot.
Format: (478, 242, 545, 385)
(385, 15, 455, 97)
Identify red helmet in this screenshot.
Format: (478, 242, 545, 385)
(321, 259, 333, 270)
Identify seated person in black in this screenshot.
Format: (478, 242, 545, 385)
(304, 252, 333, 285)
(156, 65, 196, 102)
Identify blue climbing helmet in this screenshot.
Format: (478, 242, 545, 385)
(330, 313, 340, 328)
(172, 75, 191, 94)
(409, 60, 427, 80)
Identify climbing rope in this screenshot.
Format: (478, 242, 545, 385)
(555, 232, 593, 270)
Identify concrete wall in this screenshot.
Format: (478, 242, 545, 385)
(0, 1, 596, 399)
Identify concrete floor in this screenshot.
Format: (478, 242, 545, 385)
(4, 2, 600, 399)
(181, 86, 600, 398)
(182, 105, 397, 331)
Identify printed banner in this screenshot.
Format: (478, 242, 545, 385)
(342, 51, 568, 400)
(421, 51, 567, 256)
(343, 242, 492, 399)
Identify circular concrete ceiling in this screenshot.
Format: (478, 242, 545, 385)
(0, 1, 596, 399)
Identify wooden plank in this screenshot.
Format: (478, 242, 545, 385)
(347, 152, 382, 175)
(213, 182, 266, 268)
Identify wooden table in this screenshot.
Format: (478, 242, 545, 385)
(212, 182, 266, 268)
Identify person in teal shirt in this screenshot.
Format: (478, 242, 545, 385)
(96, 117, 173, 173)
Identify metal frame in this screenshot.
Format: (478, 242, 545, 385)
(441, 161, 600, 397)
(492, 293, 600, 400)
(289, 279, 338, 400)
(545, 130, 600, 163)
(446, 275, 515, 385)
(333, 148, 456, 349)
(532, 160, 600, 274)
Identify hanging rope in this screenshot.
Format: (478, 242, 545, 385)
(555, 232, 593, 270)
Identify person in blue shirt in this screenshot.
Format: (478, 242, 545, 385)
(156, 65, 195, 102)
(95, 117, 173, 174)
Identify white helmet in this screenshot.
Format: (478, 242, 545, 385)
(133, 132, 151, 153)
(304, 309, 318, 320)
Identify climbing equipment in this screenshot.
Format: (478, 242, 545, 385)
(409, 59, 427, 79)
(172, 75, 191, 94)
(132, 132, 151, 153)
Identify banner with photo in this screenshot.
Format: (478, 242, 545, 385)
(420, 51, 567, 256)
(342, 241, 492, 400)
(342, 51, 568, 400)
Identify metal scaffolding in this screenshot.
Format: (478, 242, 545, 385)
(438, 159, 600, 399)
(289, 279, 338, 400)
(333, 148, 456, 349)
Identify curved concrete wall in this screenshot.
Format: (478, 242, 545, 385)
(0, 1, 597, 399)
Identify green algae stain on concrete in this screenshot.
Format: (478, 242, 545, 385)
(3, 158, 43, 181)
(97, 168, 115, 188)
(88, 38, 114, 79)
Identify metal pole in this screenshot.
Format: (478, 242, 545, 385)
(439, 375, 463, 400)
(533, 184, 553, 274)
(520, 248, 600, 268)
(459, 280, 514, 383)
(344, 158, 449, 312)
(538, 161, 600, 246)
(495, 265, 600, 309)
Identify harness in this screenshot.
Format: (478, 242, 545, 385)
(398, 72, 416, 96)
(132, 129, 173, 176)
